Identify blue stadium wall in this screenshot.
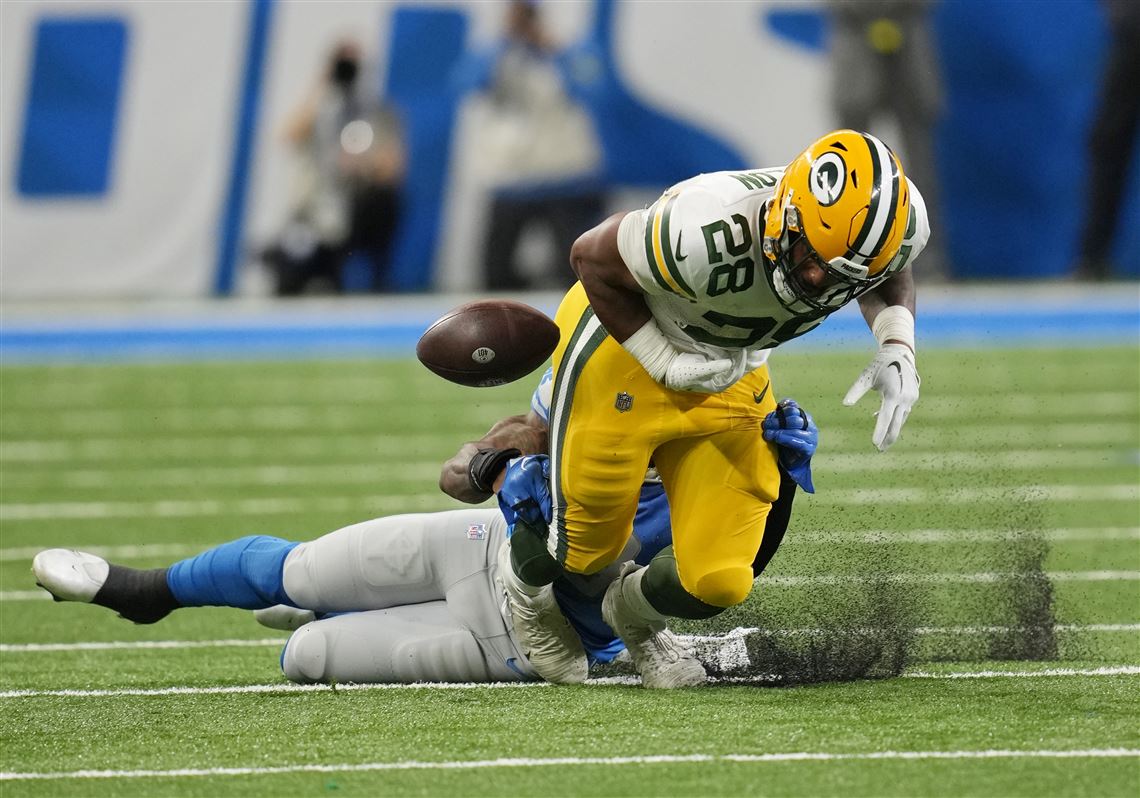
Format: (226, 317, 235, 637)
(3, 0, 1137, 299)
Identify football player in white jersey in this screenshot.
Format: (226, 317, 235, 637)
(495, 129, 930, 688)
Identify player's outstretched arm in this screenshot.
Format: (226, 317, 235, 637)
(845, 268, 920, 451)
(439, 411, 549, 503)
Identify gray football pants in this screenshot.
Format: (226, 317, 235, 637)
(278, 508, 536, 684)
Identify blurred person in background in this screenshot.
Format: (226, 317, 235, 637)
(1074, 0, 1140, 281)
(263, 40, 405, 295)
(456, 0, 606, 291)
(829, 0, 948, 280)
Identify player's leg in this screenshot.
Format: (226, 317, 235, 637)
(497, 284, 653, 683)
(32, 535, 298, 624)
(281, 601, 536, 684)
(32, 509, 504, 623)
(279, 509, 503, 612)
(601, 367, 781, 687)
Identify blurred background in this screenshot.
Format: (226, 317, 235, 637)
(2, 0, 1138, 302)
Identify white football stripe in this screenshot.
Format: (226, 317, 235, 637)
(3, 527, 1134, 562)
(2, 749, 1137, 781)
(1, 484, 1135, 523)
(5, 570, 1137, 604)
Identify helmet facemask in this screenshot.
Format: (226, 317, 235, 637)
(765, 206, 876, 315)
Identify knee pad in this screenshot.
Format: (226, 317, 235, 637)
(692, 565, 754, 609)
(281, 624, 327, 684)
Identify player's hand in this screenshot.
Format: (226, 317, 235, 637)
(496, 455, 552, 528)
(843, 344, 920, 451)
(664, 352, 737, 393)
(762, 399, 817, 493)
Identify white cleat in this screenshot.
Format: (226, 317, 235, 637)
(32, 549, 109, 603)
(496, 540, 588, 685)
(254, 604, 317, 631)
(602, 564, 707, 689)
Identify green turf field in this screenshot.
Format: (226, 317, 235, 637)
(1, 346, 1138, 796)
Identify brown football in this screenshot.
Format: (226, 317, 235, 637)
(416, 300, 560, 387)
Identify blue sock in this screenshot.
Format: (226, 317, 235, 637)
(166, 535, 299, 609)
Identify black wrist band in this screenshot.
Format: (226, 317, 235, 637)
(468, 448, 521, 495)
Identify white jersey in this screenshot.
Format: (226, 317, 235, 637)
(616, 168, 930, 369)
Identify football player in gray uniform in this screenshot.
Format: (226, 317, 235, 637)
(32, 387, 817, 687)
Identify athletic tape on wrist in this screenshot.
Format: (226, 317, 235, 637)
(468, 447, 521, 495)
(871, 305, 916, 352)
(621, 319, 676, 381)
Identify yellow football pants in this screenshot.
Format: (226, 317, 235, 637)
(546, 283, 782, 608)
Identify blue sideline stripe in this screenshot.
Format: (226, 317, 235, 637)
(213, 0, 274, 296)
(17, 17, 129, 197)
(1, 306, 1135, 363)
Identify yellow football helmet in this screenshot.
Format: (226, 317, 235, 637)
(762, 129, 910, 314)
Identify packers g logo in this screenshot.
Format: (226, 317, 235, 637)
(809, 152, 846, 207)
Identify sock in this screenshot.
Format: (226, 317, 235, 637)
(166, 535, 299, 609)
(617, 566, 668, 626)
(92, 565, 180, 625)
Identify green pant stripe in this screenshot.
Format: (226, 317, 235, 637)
(549, 313, 608, 566)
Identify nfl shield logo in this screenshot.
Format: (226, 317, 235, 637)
(466, 524, 487, 540)
(615, 391, 634, 413)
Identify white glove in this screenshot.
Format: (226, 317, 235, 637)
(843, 343, 920, 451)
(622, 318, 738, 393)
(664, 352, 736, 393)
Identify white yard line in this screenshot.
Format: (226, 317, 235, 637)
(5, 390, 1134, 427)
(2, 424, 1137, 463)
(4, 625, 1136, 654)
(0, 639, 284, 652)
(2, 527, 1135, 563)
(1, 748, 1137, 781)
(2, 667, 1139, 700)
(2, 450, 1134, 492)
(4, 571, 1138, 604)
(902, 666, 1140, 679)
(1, 484, 1136, 523)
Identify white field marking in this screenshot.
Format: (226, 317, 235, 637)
(679, 624, 1140, 644)
(5, 391, 1135, 432)
(0, 401, 524, 435)
(2, 462, 443, 490)
(0, 433, 467, 463)
(902, 667, 1140, 679)
(2, 483, 1136, 524)
(759, 570, 1140, 587)
(3, 424, 1138, 464)
(4, 624, 1137, 657)
(2, 666, 1138, 701)
(5, 571, 1138, 604)
(0, 493, 457, 522)
(4, 450, 1134, 492)
(0, 639, 284, 652)
(821, 450, 1138, 473)
(2, 749, 1138, 781)
(3, 527, 1135, 563)
(812, 484, 1140, 505)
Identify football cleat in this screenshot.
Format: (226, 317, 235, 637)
(254, 605, 317, 631)
(496, 539, 588, 685)
(32, 549, 109, 603)
(602, 564, 707, 689)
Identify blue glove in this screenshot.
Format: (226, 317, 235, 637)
(761, 399, 818, 494)
(496, 455, 553, 528)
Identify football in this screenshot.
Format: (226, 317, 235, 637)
(416, 299, 560, 387)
